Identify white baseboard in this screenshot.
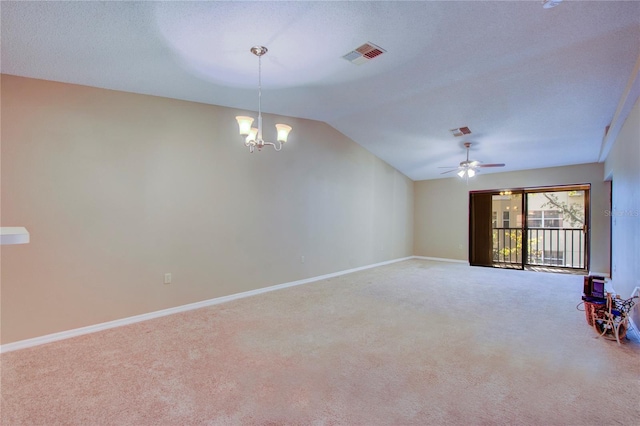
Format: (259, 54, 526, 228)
(412, 256, 468, 264)
(0, 256, 413, 354)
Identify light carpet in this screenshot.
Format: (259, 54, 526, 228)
(1, 259, 639, 425)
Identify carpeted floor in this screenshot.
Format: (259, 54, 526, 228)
(1, 259, 639, 425)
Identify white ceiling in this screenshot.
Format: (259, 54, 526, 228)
(2, 1, 639, 180)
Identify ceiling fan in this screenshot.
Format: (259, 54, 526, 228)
(440, 142, 505, 178)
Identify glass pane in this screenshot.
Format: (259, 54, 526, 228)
(528, 219, 541, 228)
(492, 192, 523, 268)
(526, 189, 586, 268)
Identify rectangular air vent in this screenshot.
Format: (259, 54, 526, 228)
(342, 42, 386, 65)
(450, 127, 471, 137)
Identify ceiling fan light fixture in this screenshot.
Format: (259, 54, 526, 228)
(457, 168, 475, 179)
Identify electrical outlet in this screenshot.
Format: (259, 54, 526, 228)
(164, 273, 172, 285)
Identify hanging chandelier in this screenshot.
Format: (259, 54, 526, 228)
(235, 46, 292, 153)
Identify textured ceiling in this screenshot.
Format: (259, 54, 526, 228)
(2, 1, 639, 180)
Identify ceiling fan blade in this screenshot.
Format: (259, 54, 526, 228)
(438, 166, 458, 169)
(477, 163, 505, 168)
(440, 169, 460, 175)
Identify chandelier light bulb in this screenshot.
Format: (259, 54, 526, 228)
(246, 127, 259, 144)
(236, 116, 254, 136)
(276, 124, 292, 143)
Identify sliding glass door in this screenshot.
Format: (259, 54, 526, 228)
(470, 185, 589, 271)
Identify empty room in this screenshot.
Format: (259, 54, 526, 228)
(1, 1, 639, 425)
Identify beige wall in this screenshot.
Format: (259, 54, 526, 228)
(414, 163, 611, 273)
(0, 75, 414, 344)
(604, 97, 640, 326)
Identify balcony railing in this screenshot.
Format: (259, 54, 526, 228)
(493, 227, 585, 269)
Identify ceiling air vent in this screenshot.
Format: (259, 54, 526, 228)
(342, 42, 386, 65)
(450, 127, 472, 137)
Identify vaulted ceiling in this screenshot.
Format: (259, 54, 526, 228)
(2, 1, 639, 180)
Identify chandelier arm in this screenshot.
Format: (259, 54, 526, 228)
(259, 141, 282, 151)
